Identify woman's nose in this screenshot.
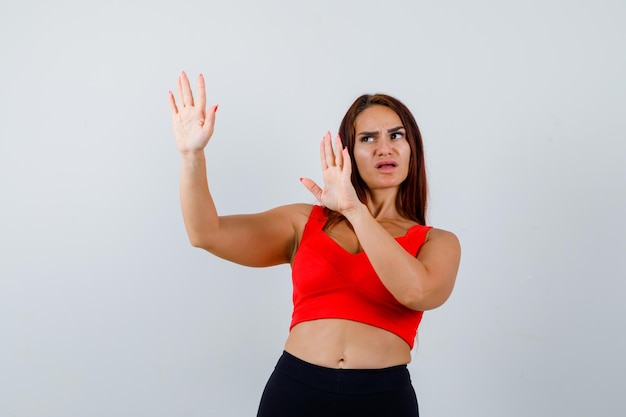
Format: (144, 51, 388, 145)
(377, 138, 393, 155)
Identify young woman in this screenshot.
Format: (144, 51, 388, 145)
(168, 72, 461, 417)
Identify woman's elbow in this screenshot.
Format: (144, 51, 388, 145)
(187, 233, 211, 249)
(401, 286, 453, 311)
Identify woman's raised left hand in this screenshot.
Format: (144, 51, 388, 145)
(300, 132, 362, 215)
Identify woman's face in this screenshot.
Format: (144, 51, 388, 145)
(353, 105, 411, 191)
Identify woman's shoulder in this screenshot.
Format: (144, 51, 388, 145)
(426, 226, 457, 237)
(424, 227, 461, 251)
(269, 203, 317, 229)
(273, 203, 316, 218)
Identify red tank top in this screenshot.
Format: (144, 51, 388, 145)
(290, 205, 432, 349)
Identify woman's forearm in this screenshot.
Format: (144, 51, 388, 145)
(179, 150, 219, 247)
(344, 205, 459, 311)
(346, 206, 426, 304)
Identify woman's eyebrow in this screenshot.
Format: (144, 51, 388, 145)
(357, 130, 380, 136)
(357, 126, 405, 136)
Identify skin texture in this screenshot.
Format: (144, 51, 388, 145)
(169, 72, 461, 369)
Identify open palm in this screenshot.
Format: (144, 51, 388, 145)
(301, 133, 361, 214)
(168, 72, 217, 154)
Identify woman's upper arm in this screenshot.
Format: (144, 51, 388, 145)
(192, 203, 312, 267)
(415, 228, 461, 310)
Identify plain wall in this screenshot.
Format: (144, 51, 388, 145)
(1, 0, 625, 416)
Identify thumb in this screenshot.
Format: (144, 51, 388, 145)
(300, 177, 323, 202)
(203, 104, 218, 137)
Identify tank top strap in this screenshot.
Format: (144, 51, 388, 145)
(402, 224, 433, 256)
(301, 205, 328, 242)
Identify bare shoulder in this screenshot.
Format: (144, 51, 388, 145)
(269, 203, 314, 226)
(279, 202, 315, 216)
(426, 228, 460, 247)
(421, 227, 461, 260)
(265, 203, 314, 239)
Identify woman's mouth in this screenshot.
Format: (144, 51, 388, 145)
(375, 159, 398, 170)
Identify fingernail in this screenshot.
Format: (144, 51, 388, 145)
(214, 104, 219, 113)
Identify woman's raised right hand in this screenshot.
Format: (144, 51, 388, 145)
(168, 72, 218, 154)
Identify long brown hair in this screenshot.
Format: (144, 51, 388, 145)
(325, 94, 428, 229)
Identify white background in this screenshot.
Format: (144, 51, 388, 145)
(1, 0, 625, 416)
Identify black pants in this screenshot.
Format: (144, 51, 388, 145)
(257, 351, 419, 417)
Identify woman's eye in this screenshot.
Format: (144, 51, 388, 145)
(360, 136, 374, 143)
(391, 132, 404, 140)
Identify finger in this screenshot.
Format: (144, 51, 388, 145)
(334, 135, 343, 167)
(319, 135, 328, 170)
(323, 132, 335, 167)
(342, 146, 352, 174)
(181, 71, 195, 107)
(177, 76, 184, 106)
(168, 91, 178, 116)
(300, 178, 323, 202)
(197, 73, 206, 111)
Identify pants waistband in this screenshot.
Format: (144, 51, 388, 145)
(275, 351, 412, 395)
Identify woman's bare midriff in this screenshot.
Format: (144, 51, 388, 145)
(284, 318, 412, 369)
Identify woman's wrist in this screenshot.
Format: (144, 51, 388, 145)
(179, 149, 207, 173)
(341, 202, 370, 225)
(180, 148, 206, 160)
